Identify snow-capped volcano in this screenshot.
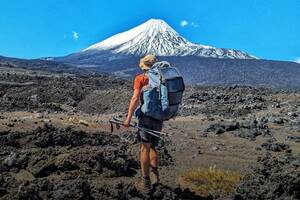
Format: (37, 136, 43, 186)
(54, 19, 300, 90)
(82, 19, 255, 59)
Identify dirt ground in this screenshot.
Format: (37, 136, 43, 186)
(1, 110, 300, 198)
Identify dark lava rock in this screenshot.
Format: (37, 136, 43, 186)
(231, 117, 271, 140)
(0, 188, 7, 198)
(50, 178, 93, 200)
(89, 182, 207, 200)
(4, 177, 207, 200)
(0, 124, 178, 199)
(0, 131, 20, 147)
(236, 154, 300, 200)
(203, 117, 271, 140)
(224, 121, 240, 131)
(181, 86, 270, 118)
(289, 120, 300, 132)
(158, 147, 174, 166)
(1, 152, 28, 170)
(6, 122, 15, 127)
(0, 72, 132, 114)
(261, 142, 290, 152)
(18, 182, 42, 200)
(239, 119, 258, 129)
(204, 121, 239, 135)
(270, 116, 284, 124)
(232, 128, 261, 140)
(204, 123, 226, 135)
(286, 135, 300, 143)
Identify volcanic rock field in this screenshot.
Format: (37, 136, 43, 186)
(1, 66, 300, 199)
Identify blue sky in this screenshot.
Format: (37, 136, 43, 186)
(0, 0, 299, 62)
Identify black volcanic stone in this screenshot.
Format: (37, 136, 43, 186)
(270, 116, 284, 124)
(286, 135, 300, 143)
(261, 142, 289, 152)
(232, 128, 261, 140)
(235, 154, 300, 200)
(204, 123, 226, 135)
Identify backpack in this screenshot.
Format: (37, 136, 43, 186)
(136, 61, 185, 121)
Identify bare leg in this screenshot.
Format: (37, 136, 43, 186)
(149, 145, 158, 169)
(140, 143, 151, 177)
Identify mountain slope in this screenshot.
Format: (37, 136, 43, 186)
(0, 55, 86, 74)
(55, 19, 300, 90)
(84, 19, 255, 58)
(60, 19, 255, 64)
(68, 55, 300, 90)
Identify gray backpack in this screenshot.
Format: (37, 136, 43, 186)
(136, 61, 185, 121)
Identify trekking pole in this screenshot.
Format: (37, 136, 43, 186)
(112, 117, 168, 136)
(109, 118, 160, 138)
(109, 117, 166, 138)
(111, 117, 169, 136)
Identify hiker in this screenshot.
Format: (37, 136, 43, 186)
(124, 54, 162, 193)
(124, 55, 185, 193)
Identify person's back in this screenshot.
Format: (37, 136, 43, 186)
(124, 55, 162, 193)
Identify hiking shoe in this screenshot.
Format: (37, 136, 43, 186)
(150, 170, 159, 185)
(134, 177, 152, 193)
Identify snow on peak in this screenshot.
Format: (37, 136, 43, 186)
(83, 19, 256, 59)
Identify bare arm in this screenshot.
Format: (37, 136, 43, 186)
(124, 89, 141, 126)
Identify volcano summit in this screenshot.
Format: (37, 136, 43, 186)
(60, 19, 255, 64)
(82, 19, 255, 59)
(56, 19, 300, 90)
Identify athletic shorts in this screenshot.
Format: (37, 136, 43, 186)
(137, 115, 163, 147)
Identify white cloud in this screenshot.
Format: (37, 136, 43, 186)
(295, 57, 300, 64)
(191, 22, 199, 28)
(72, 31, 79, 40)
(180, 20, 188, 27)
(180, 20, 199, 28)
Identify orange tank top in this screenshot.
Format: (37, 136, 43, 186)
(133, 73, 149, 90)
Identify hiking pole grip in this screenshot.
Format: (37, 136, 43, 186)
(112, 117, 137, 128)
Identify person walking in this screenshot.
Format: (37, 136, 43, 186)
(123, 54, 162, 193)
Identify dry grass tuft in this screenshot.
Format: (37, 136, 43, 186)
(180, 165, 242, 197)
